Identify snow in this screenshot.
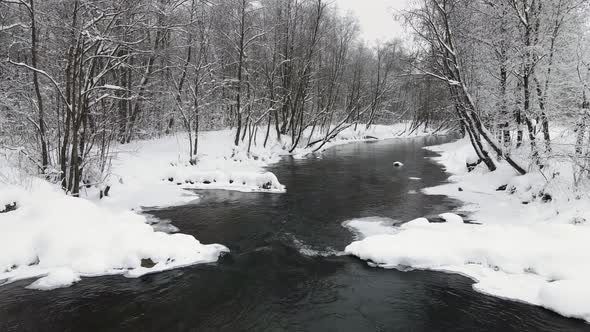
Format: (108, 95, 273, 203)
(539, 280, 590, 321)
(99, 84, 125, 90)
(438, 212, 464, 224)
(345, 215, 590, 322)
(163, 169, 285, 193)
(94, 130, 283, 211)
(402, 217, 430, 227)
(27, 268, 81, 290)
(344, 136, 590, 323)
(0, 180, 228, 289)
(342, 217, 399, 240)
(423, 136, 590, 226)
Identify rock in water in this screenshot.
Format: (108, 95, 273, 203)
(393, 161, 404, 168)
(140, 258, 156, 268)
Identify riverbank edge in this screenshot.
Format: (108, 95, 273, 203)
(422, 138, 590, 322)
(344, 136, 590, 323)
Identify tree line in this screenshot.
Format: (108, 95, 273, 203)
(0, 0, 451, 195)
(405, 0, 590, 181)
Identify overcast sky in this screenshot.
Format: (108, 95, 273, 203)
(334, 0, 410, 44)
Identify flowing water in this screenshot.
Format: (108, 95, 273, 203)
(0, 137, 588, 332)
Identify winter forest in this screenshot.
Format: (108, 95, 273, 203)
(2, 0, 590, 330)
(1, 0, 449, 195)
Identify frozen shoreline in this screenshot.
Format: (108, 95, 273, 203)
(344, 137, 590, 323)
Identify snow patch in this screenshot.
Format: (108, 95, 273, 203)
(27, 268, 81, 290)
(344, 220, 590, 322)
(0, 181, 228, 289)
(342, 217, 399, 240)
(164, 169, 285, 193)
(401, 217, 430, 228)
(539, 280, 590, 321)
(438, 213, 464, 224)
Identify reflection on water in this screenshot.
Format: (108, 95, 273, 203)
(0, 136, 588, 332)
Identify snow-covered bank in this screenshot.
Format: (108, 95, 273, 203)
(97, 129, 285, 211)
(345, 215, 590, 322)
(424, 138, 590, 225)
(344, 137, 590, 322)
(0, 181, 228, 290)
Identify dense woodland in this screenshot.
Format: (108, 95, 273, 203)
(404, 0, 590, 181)
(1, 0, 589, 195)
(0, 0, 449, 195)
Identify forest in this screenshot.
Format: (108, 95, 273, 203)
(1, 0, 451, 195)
(2, 0, 589, 197)
(405, 0, 590, 180)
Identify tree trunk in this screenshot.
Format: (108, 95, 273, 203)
(29, 0, 49, 172)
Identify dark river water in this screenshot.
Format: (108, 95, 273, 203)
(1, 137, 588, 332)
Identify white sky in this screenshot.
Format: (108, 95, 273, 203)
(334, 0, 410, 44)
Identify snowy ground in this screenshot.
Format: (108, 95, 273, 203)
(0, 180, 228, 290)
(0, 122, 433, 290)
(344, 137, 590, 323)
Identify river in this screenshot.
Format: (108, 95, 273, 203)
(0, 136, 588, 331)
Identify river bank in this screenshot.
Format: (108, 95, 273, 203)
(345, 137, 590, 323)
